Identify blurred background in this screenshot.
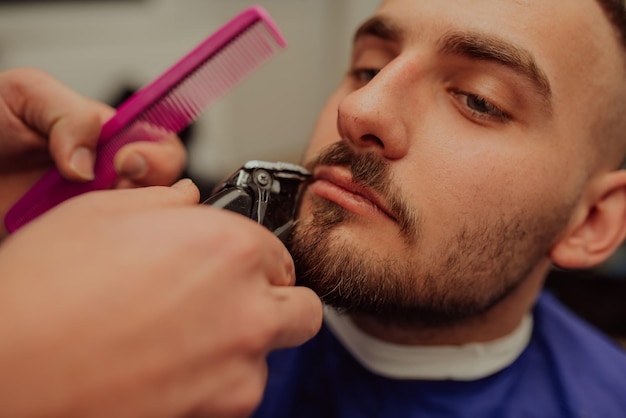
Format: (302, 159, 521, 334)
(0, 0, 624, 343)
(0, 0, 378, 184)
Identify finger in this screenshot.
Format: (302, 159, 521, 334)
(68, 178, 201, 214)
(124, 178, 201, 207)
(113, 133, 186, 186)
(0, 88, 49, 170)
(268, 286, 323, 350)
(210, 208, 297, 287)
(269, 246, 296, 287)
(1, 68, 114, 182)
(253, 226, 296, 287)
(48, 99, 113, 182)
(0, 69, 57, 170)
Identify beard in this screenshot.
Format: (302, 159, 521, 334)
(287, 141, 574, 328)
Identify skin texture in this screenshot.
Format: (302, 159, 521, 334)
(289, 0, 626, 345)
(0, 68, 323, 418)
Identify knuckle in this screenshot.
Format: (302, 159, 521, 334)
(4, 67, 51, 97)
(231, 300, 282, 354)
(218, 226, 265, 260)
(198, 367, 267, 418)
(229, 380, 266, 417)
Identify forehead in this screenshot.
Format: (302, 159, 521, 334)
(373, 0, 617, 56)
(375, 0, 609, 28)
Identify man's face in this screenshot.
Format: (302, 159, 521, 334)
(288, 0, 624, 325)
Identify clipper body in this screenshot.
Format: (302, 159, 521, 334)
(203, 161, 310, 242)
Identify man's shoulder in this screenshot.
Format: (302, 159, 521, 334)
(526, 291, 626, 411)
(533, 290, 626, 363)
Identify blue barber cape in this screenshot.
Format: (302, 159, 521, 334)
(252, 292, 626, 418)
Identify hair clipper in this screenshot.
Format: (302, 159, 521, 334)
(202, 160, 311, 242)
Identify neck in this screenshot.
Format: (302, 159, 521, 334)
(351, 260, 551, 345)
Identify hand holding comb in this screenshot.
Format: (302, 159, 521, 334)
(4, 5, 286, 233)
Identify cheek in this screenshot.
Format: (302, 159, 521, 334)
(303, 89, 344, 161)
(397, 143, 574, 242)
(437, 161, 577, 267)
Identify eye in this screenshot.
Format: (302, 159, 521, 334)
(350, 68, 380, 86)
(453, 91, 512, 123)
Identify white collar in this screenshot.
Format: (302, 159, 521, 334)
(324, 306, 533, 380)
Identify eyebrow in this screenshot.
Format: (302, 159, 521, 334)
(438, 31, 552, 108)
(353, 16, 553, 110)
(353, 16, 402, 44)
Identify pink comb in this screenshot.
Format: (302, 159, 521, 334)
(5, 5, 286, 233)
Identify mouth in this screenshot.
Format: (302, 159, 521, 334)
(309, 166, 397, 223)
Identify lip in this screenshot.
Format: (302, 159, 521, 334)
(309, 166, 397, 222)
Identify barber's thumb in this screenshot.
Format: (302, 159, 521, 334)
(87, 178, 200, 210)
(68, 146, 95, 181)
(171, 178, 201, 203)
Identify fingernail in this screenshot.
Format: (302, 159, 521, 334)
(117, 153, 148, 180)
(69, 147, 95, 181)
(172, 178, 195, 190)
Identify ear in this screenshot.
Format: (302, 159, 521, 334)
(550, 170, 626, 270)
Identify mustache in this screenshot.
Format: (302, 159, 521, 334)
(312, 141, 388, 187)
(305, 141, 420, 242)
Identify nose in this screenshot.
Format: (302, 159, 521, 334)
(337, 61, 412, 160)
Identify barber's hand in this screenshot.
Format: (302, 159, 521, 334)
(0, 67, 186, 237)
(0, 180, 322, 418)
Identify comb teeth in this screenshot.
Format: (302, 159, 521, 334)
(5, 6, 286, 233)
(140, 22, 279, 133)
